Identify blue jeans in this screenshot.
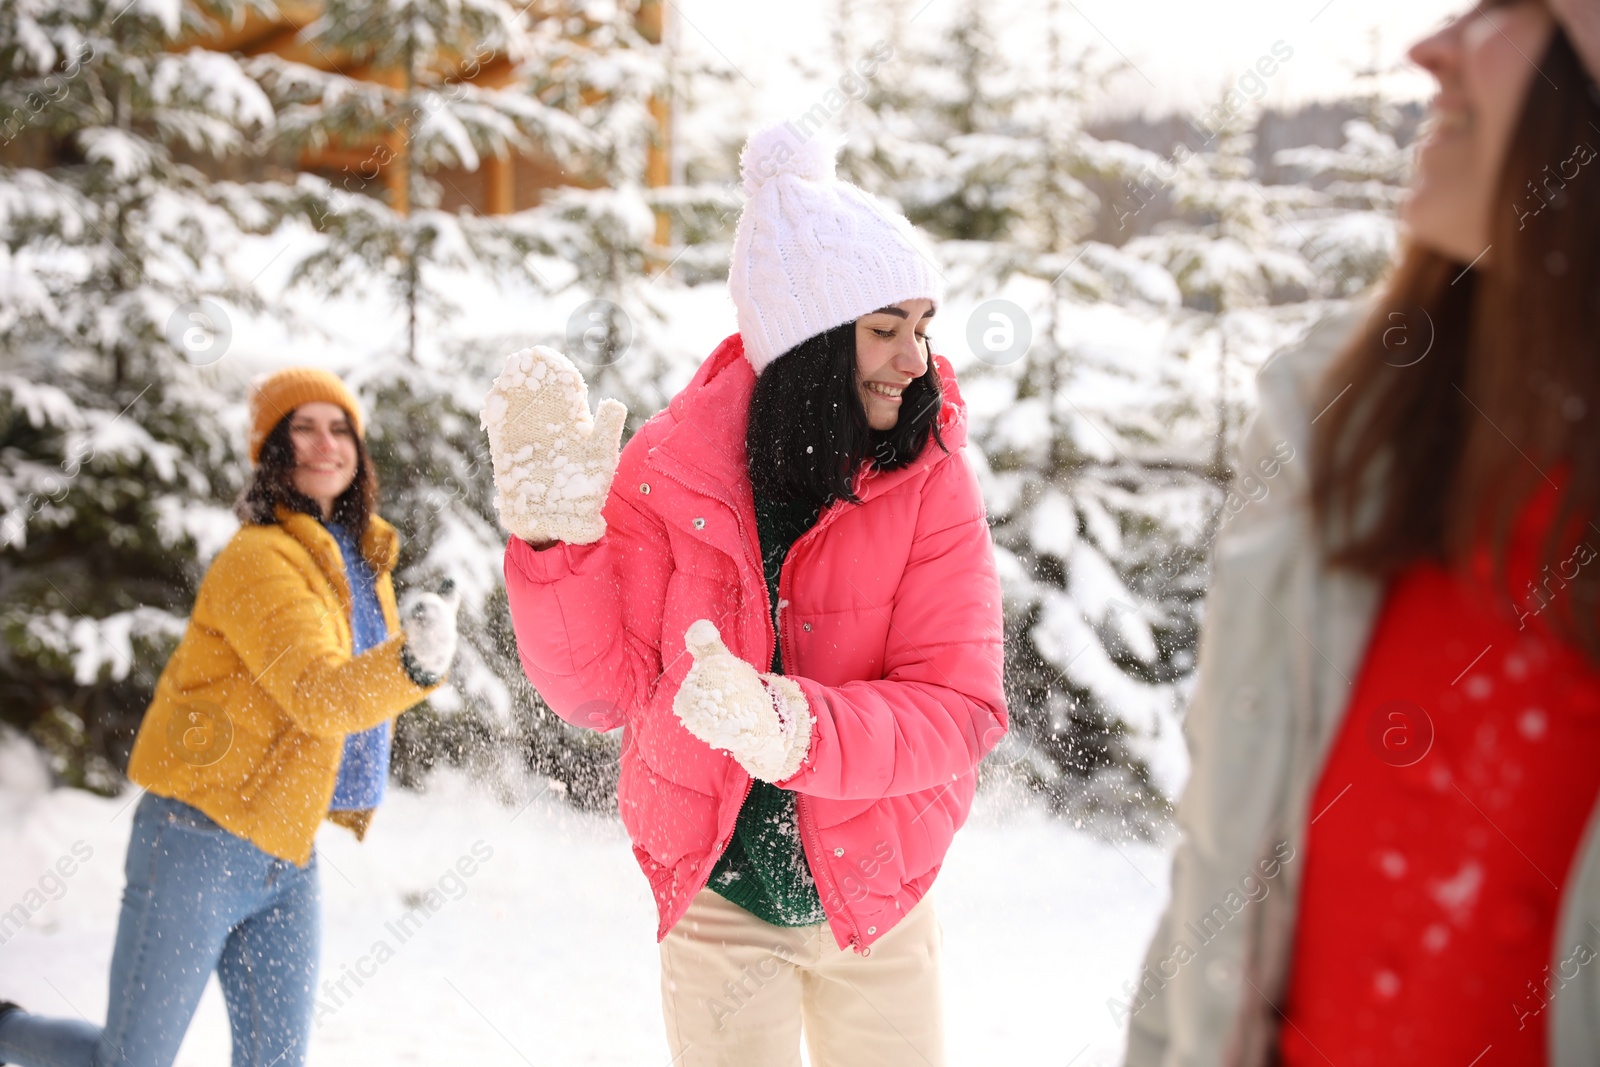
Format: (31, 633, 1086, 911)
(0, 792, 320, 1067)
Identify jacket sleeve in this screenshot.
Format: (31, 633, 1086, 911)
(777, 448, 1008, 800)
(502, 431, 670, 731)
(202, 534, 435, 739)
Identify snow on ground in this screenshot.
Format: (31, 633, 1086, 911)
(0, 739, 1170, 1066)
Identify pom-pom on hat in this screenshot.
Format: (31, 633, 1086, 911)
(247, 367, 365, 465)
(728, 122, 946, 375)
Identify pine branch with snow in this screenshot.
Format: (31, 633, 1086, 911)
(0, 0, 317, 789)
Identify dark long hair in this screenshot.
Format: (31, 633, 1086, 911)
(1311, 23, 1600, 659)
(236, 412, 378, 543)
(746, 320, 948, 507)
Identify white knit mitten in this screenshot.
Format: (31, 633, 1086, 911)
(399, 579, 461, 683)
(672, 619, 813, 782)
(480, 346, 628, 545)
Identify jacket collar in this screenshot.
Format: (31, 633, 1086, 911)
(274, 506, 399, 586)
(647, 332, 970, 508)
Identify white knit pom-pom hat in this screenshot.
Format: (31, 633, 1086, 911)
(728, 122, 946, 375)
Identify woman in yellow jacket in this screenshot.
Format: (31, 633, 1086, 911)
(0, 369, 458, 1067)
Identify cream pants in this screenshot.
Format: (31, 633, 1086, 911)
(659, 889, 946, 1067)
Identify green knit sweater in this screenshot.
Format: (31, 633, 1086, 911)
(706, 490, 827, 926)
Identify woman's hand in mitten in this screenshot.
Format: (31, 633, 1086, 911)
(400, 578, 461, 685)
(672, 619, 813, 783)
(479, 346, 628, 546)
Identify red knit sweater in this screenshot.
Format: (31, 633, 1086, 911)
(1281, 487, 1600, 1065)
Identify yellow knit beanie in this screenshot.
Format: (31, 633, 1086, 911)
(247, 368, 366, 464)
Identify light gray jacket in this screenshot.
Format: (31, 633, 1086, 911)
(1123, 305, 1600, 1066)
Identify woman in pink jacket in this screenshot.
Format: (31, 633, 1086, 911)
(482, 123, 1006, 1066)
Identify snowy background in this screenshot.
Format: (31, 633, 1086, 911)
(0, 0, 1436, 1059)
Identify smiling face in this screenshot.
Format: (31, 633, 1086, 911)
(1402, 0, 1555, 265)
(854, 299, 935, 431)
(287, 401, 359, 519)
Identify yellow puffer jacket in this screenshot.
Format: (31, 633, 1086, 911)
(127, 506, 438, 865)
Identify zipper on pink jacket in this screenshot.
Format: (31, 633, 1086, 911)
(649, 462, 765, 900)
(779, 517, 866, 954)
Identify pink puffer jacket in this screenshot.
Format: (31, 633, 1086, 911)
(504, 333, 1007, 952)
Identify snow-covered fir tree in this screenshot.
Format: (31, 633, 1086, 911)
(1269, 44, 1411, 292)
(244, 0, 677, 803)
(0, 0, 292, 788)
(0, 0, 678, 806)
(806, 0, 1206, 835)
(249, 0, 610, 363)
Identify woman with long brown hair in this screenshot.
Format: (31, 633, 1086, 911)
(1126, 3, 1600, 1064)
(0, 369, 459, 1067)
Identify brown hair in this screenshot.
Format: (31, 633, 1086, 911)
(1310, 23, 1600, 659)
(236, 410, 378, 543)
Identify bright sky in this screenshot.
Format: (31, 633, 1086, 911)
(672, 0, 1467, 127)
